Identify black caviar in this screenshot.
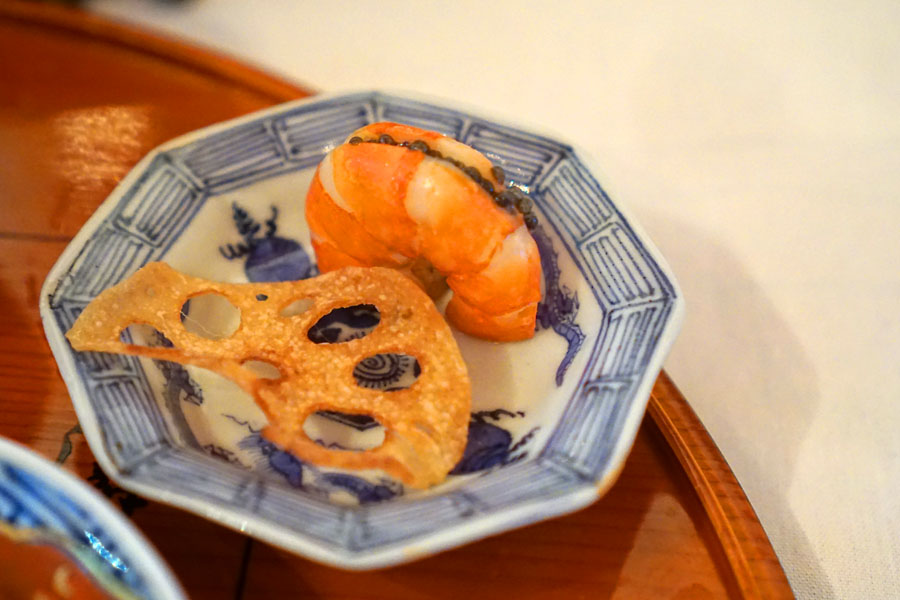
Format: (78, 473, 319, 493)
(352, 134, 539, 229)
(511, 188, 532, 213)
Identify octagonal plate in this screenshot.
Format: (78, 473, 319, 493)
(41, 91, 683, 569)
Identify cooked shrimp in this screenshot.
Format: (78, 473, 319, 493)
(306, 122, 542, 341)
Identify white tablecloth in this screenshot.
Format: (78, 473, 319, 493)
(86, 1, 900, 597)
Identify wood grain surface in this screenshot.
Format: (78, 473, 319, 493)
(0, 3, 793, 598)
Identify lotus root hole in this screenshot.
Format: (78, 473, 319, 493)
(119, 323, 174, 348)
(241, 359, 282, 380)
(279, 297, 313, 317)
(307, 304, 380, 344)
(303, 412, 385, 451)
(353, 353, 421, 391)
(180, 293, 241, 340)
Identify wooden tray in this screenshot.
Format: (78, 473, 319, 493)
(0, 3, 793, 598)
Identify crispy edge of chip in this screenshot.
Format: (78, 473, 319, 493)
(66, 262, 471, 489)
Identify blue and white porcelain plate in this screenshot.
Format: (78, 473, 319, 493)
(40, 91, 683, 569)
(0, 436, 185, 598)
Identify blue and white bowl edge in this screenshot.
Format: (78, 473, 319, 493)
(0, 436, 186, 599)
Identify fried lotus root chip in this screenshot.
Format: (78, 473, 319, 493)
(66, 262, 471, 489)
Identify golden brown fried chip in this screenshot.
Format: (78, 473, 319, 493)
(66, 262, 471, 489)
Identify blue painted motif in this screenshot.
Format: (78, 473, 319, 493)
(353, 353, 421, 391)
(307, 304, 380, 344)
(317, 472, 398, 503)
(149, 330, 203, 450)
(532, 224, 586, 385)
(202, 445, 245, 466)
(451, 410, 539, 475)
(237, 432, 401, 503)
(219, 203, 317, 282)
(119, 327, 202, 450)
(256, 437, 305, 487)
(451, 421, 511, 473)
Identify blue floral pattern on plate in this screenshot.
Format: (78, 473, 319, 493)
(41, 91, 683, 569)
